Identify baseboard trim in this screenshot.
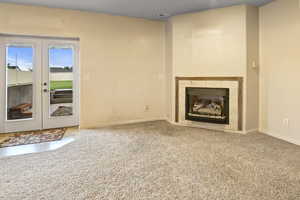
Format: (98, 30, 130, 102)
(244, 129, 258, 134)
(81, 117, 168, 129)
(260, 129, 300, 146)
(167, 120, 247, 134)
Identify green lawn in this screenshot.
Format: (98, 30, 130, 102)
(50, 81, 73, 90)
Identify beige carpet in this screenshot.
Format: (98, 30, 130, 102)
(0, 121, 299, 200)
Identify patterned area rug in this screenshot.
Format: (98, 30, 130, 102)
(0, 128, 66, 148)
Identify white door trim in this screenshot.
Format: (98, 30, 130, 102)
(0, 37, 5, 133)
(0, 36, 80, 133)
(1, 37, 43, 133)
(42, 39, 80, 129)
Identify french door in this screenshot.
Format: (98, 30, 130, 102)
(0, 36, 79, 133)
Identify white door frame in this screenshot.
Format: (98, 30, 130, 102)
(1, 37, 43, 133)
(0, 36, 80, 133)
(42, 39, 80, 129)
(0, 37, 5, 133)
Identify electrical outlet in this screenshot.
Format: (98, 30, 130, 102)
(144, 105, 150, 112)
(283, 118, 289, 127)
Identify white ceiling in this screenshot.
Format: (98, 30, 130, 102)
(0, 0, 273, 20)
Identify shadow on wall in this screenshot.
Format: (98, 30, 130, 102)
(7, 85, 32, 109)
(7, 84, 33, 120)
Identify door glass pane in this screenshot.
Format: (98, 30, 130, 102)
(49, 46, 73, 117)
(6, 46, 33, 120)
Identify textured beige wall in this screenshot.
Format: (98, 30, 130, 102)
(259, 0, 300, 145)
(0, 3, 165, 128)
(0, 2, 264, 135)
(164, 21, 173, 121)
(171, 5, 247, 77)
(246, 6, 259, 131)
(166, 5, 259, 131)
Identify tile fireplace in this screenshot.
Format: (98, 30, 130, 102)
(176, 77, 243, 131)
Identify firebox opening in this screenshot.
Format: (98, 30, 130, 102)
(185, 87, 229, 124)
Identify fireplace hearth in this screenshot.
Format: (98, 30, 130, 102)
(185, 87, 229, 124)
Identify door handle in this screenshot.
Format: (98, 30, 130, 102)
(43, 89, 48, 93)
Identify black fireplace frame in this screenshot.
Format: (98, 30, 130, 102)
(185, 87, 230, 124)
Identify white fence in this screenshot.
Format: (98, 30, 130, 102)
(7, 69, 72, 86)
(50, 72, 73, 81)
(7, 69, 32, 86)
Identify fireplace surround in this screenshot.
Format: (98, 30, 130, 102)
(176, 77, 243, 131)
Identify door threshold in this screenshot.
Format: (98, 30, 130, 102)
(0, 136, 75, 158)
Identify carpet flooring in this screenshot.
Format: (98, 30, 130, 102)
(0, 121, 299, 200)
